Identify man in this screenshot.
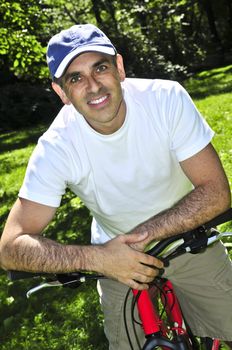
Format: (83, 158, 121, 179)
(1, 24, 232, 349)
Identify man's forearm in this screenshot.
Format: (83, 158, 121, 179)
(0, 231, 165, 290)
(0, 233, 103, 273)
(131, 181, 231, 244)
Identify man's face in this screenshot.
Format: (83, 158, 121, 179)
(53, 52, 126, 135)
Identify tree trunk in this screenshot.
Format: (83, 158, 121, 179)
(226, 0, 232, 24)
(104, 0, 120, 34)
(91, 0, 104, 26)
(198, 0, 223, 48)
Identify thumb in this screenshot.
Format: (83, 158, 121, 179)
(122, 231, 149, 244)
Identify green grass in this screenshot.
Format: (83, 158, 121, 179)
(195, 94, 232, 186)
(183, 65, 232, 194)
(0, 126, 46, 231)
(0, 65, 232, 349)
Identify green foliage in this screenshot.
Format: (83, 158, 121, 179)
(0, 0, 49, 80)
(0, 66, 232, 349)
(1, 0, 232, 84)
(1, 0, 232, 132)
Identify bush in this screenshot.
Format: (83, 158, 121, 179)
(0, 82, 62, 132)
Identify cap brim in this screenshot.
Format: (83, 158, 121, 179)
(54, 45, 116, 78)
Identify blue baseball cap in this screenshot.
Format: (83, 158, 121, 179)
(47, 24, 117, 79)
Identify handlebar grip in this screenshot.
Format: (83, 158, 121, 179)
(7, 270, 47, 281)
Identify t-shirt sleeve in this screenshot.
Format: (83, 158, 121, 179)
(19, 137, 72, 207)
(166, 83, 214, 162)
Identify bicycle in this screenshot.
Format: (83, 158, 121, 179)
(8, 208, 232, 350)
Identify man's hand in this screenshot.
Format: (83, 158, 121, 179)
(100, 232, 164, 290)
(129, 227, 151, 252)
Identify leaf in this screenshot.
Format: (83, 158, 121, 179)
(13, 59, 19, 67)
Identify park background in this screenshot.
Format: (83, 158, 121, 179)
(0, 0, 232, 349)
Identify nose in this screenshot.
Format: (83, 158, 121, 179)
(86, 75, 101, 93)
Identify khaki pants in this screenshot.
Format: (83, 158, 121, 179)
(97, 242, 232, 350)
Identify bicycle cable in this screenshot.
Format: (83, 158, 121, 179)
(131, 292, 142, 326)
(123, 287, 136, 350)
(150, 279, 168, 320)
(161, 285, 175, 316)
(131, 292, 143, 350)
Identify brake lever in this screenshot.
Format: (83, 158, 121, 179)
(26, 273, 101, 298)
(26, 280, 62, 298)
(205, 231, 232, 249)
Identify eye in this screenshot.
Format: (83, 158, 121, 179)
(96, 64, 108, 73)
(70, 74, 82, 84)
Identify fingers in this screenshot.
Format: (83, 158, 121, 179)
(124, 258, 163, 291)
(133, 271, 158, 284)
(126, 279, 150, 291)
(137, 251, 164, 270)
(131, 266, 161, 285)
(125, 271, 160, 291)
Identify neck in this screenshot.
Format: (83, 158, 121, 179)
(89, 98, 127, 135)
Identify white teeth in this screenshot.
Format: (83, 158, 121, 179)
(89, 95, 108, 105)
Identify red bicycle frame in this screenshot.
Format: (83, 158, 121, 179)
(133, 279, 187, 338)
(132, 278, 220, 350)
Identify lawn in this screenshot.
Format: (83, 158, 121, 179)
(183, 64, 232, 201)
(0, 65, 232, 349)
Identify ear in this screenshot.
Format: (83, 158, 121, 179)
(116, 54, 126, 82)
(52, 82, 71, 105)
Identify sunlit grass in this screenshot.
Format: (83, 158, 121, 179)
(0, 126, 45, 226)
(195, 93, 232, 187)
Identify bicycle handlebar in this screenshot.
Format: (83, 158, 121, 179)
(7, 208, 232, 295)
(7, 271, 50, 281)
(146, 207, 232, 257)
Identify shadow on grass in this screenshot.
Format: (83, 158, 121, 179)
(183, 64, 232, 99)
(0, 125, 47, 154)
(45, 194, 92, 246)
(194, 65, 232, 80)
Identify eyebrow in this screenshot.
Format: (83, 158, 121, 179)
(63, 58, 111, 84)
(92, 58, 111, 68)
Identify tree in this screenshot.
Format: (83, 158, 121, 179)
(0, 0, 49, 82)
(1, 0, 232, 131)
(2, 0, 232, 84)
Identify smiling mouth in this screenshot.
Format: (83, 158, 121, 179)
(88, 94, 109, 106)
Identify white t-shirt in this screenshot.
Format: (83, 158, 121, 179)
(19, 78, 214, 244)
